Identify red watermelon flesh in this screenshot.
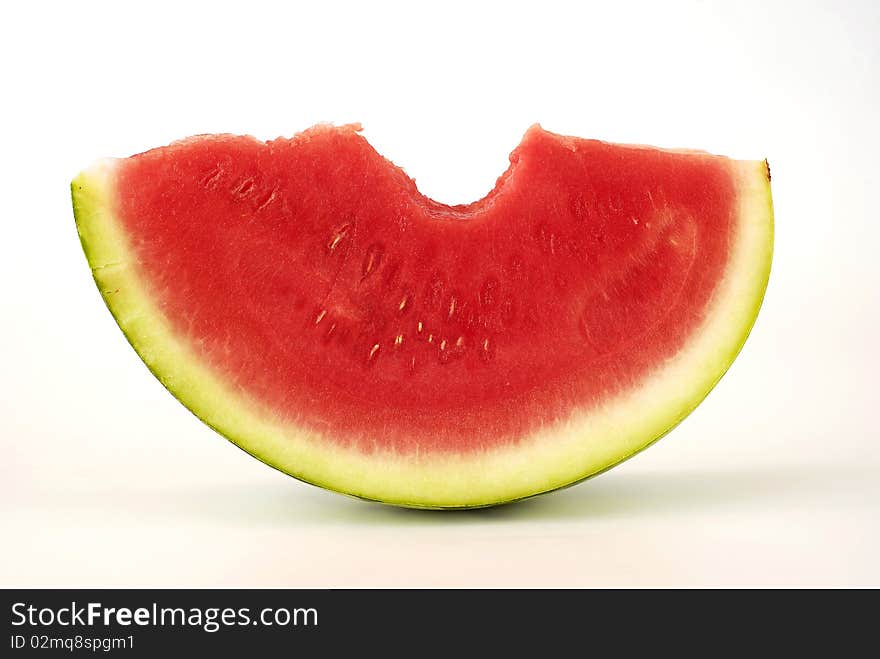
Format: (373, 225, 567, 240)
(72, 124, 773, 507)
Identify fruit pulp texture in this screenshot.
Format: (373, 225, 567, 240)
(115, 127, 733, 452)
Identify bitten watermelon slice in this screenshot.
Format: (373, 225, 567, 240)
(71, 124, 773, 508)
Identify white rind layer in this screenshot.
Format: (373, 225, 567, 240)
(72, 158, 773, 508)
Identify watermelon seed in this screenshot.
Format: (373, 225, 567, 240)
(455, 336, 465, 348)
(394, 334, 404, 347)
(368, 343, 381, 362)
(398, 294, 410, 312)
(199, 166, 224, 189)
(480, 338, 494, 362)
(438, 339, 450, 364)
(327, 224, 352, 252)
(362, 243, 384, 278)
(428, 334, 435, 343)
(231, 177, 255, 197)
(324, 323, 337, 342)
(417, 321, 424, 334)
(254, 189, 278, 211)
(314, 309, 327, 325)
(447, 296, 457, 320)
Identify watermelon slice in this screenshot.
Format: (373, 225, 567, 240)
(71, 124, 773, 508)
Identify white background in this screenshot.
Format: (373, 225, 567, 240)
(1, 0, 877, 586)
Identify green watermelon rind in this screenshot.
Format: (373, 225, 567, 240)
(71, 156, 773, 509)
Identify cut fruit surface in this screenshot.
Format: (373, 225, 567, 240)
(72, 124, 773, 508)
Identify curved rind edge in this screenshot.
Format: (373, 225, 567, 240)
(71, 157, 773, 509)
